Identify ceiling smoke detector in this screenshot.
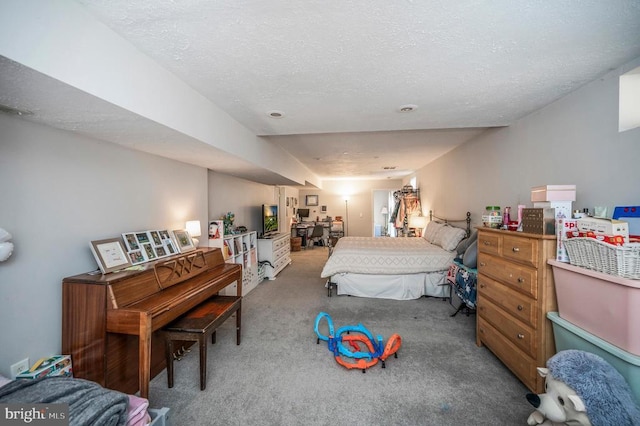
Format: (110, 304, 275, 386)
(398, 104, 417, 113)
(267, 110, 285, 118)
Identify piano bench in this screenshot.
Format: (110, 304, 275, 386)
(163, 295, 242, 391)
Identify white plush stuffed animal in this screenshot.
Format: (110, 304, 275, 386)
(526, 350, 640, 426)
(526, 367, 590, 426)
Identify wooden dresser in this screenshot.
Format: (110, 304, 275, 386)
(476, 228, 557, 393)
(257, 233, 291, 279)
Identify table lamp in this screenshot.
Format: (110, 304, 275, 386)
(409, 215, 427, 237)
(185, 220, 202, 247)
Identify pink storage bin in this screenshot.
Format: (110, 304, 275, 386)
(549, 259, 640, 356)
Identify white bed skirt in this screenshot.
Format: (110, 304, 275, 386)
(331, 271, 450, 300)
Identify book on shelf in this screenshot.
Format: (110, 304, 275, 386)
(222, 240, 233, 260)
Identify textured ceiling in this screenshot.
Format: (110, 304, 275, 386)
(3, 1, 640, 182)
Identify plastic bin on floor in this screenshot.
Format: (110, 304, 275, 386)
(149, 407, 170, 426)
(547, 312, 640, 404)
(548, 259, 640, 356)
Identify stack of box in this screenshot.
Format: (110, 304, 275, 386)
(576, 216, 630, 244)
(529, 185, 577, 261)
(531, 184, 576, 219)
(16, 355, 72, 379)
(548, 259, 640, 403)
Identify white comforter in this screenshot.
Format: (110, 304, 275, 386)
(320, 236, 456, 278)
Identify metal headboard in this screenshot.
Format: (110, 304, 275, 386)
(429, 210, 472, 238)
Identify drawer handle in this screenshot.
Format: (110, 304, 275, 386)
(517, 305, 523, 311)
(512, 247, 520, 252)
(479, 262, 486, 267)
(517, 333, 525, 339)
(517, 277, 525, 283)
(480, 283, 485, 288)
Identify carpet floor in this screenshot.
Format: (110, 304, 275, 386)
(147, 246, 535, 425)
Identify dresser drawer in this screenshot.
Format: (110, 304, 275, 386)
(274, 245, 290, 261)
(273, 236, 289, 251)
(502, 235, 538, 267)
(478, 274, 537, 327)
(477, 316, 538, 391)
(478, 232, 500, 256)
(273, 253, 290, 270)
(478, 252, 537, 298)
(478, 296, 536, 356)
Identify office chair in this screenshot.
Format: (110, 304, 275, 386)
(308, 224, 325, 249)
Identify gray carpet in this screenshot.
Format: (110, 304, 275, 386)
(148, 247, 535, 425)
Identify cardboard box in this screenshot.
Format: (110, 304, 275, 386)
(577, 217, 629, 242)
(521, 208, 556, 235)
(534, 201, 573, 222)
(613, 206, 640, 238)
(556, 218, 577, 262)
(17, 355, 72, 379)
(531, 185, 576, 202)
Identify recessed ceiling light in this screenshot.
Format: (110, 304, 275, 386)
(267, 110, 285, 118)
(398, 104, 418, 113)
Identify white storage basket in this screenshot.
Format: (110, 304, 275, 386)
(564, 237, 640, 279)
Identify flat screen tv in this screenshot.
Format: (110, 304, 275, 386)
(297, 208, 310, 220)
(262, 204, 279, 237)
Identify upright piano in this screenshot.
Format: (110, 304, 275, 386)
(62, 247, 241, 398)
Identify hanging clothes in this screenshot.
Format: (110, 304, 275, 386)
(392, 186, 421, 230)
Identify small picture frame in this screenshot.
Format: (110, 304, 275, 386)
(173, 229, 196, 253)
(321, 205, 327, 213)
(208, 220, 224, 240)
(90, 238, 132, 274)
(306, 195, 319, 206)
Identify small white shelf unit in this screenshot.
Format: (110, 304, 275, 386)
(207, 229, 259, 296)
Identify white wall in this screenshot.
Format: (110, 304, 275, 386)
(0, 114, 208, 378)
(411, 57, 640, 226)
(207, 171, 279, 237)
(300, 179, 402, 237)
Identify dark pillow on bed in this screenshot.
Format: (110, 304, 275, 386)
(462, 240, 478, 269)
(455, 231, 477, 255)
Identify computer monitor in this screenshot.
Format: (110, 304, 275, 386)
(297, 208, 310, 220)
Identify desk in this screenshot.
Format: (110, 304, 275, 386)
(293, 223, 313, 247)
(292, 222, 333, 247)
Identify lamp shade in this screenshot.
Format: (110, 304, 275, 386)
(380, 206, 388, 215)
(409, 215, 428, 229)
(185, 220, 202, 238)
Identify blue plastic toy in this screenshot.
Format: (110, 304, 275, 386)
(314, 311, 402, 372)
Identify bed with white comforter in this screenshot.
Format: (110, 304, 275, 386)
(321, 218, 471, 300)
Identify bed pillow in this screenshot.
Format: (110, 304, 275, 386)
(456, 230, 477, 255)
(434, 225, 467, 252)
(423, 221, 445, 244)
(462, 240, 478, 269)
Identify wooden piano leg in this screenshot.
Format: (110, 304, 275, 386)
(166, 335, 175, 388)
(236, 301, 242, 345)
(139, 314, 152, 399)
(199, 334, 207, 390)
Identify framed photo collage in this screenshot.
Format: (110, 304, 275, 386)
(122, 229, 183, 266)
